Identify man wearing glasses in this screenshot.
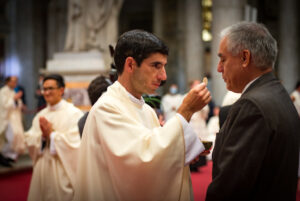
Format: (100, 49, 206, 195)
(25, 74, 83, 201)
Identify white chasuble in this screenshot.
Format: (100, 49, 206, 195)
(74, 81, 194, 201)
(25, 99, 83, 201)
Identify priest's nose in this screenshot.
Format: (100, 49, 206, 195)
(158, 67, 167, 81)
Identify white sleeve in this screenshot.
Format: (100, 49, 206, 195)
(176, 113, 205, 166)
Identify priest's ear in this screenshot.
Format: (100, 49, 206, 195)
(124, 57, 137, 73)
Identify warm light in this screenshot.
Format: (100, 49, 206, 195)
(202, 29, 212, 41)
(202, 0, 212, 42)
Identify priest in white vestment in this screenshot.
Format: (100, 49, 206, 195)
(74, 30, 211, 201)
(0, 76, 25, 164)
(25, 74, 83, 201)
(161, 84, 184, 121)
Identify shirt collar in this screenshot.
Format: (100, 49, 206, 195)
(242, 76, 260, 94)
(48, 99, 64, 111)
(116, 81, 145, 106)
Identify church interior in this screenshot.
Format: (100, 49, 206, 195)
(0, 0, 299, 127)
(0, 0, 299, 200)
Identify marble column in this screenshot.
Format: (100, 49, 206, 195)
(184, 0, 204, 83)
(210, 0, 246, 105)
(278, 0, 299, 93)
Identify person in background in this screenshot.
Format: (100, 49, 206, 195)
(0, 76, 25, 167)
(74, 29, 211, 201)
(206, 106, 220, 160)
(207, 106, 220, 136)
(218, 87, 242, 129)
(206, 22, 300, 201)
(188, 79, 210, 171)
(14, 84, 27, 111)
(78, 75, 111, 136)
(290, 80, 300, 117)
(290, 81, 300, 192)
(203, 73, 216, 122)
(35, 73, 46, 111)
(25, 74, 83, 201)
(161, 83, 184, 121)
(143, 94, 165, 126)
(221, 90, 241, 107)
(189, 80, 210, 140)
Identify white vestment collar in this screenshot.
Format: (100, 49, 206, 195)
(116, 81, 145, 106)
(48, 99, 64, 111)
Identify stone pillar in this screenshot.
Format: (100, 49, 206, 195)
(47, 0, 68, 61)
(176, 0, 188, 92)
(278, 0, 299, 93)
(153, 0, 163, 38)
(153, 0, 204, 94)
(184, 0, 204, 83)
(5, 0, 47, 129)
(153, 0, 185, 93)
(211, 0, 246, 105)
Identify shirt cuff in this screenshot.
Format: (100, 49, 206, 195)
(49, 132, 57, 155)
(176, 113, 205, 166)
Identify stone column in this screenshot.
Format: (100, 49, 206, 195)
(278, 0, 299, 93)
(5, 0, 45, 129)
(47, 0, 68, 60)
(210, 0, 246, 105)
(184, 0, 204, 83)
(176, 0, 188, 92)
(153, 0, 163, 38)
(153, 0, 186, 93)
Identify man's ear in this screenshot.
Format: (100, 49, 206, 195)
(124, 57, 136, 73)
(59, 87, 65, 95)
(242, 50, 250, 68)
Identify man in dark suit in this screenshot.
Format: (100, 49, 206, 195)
(78, 75, 111, 137)
(206, 22, 300, 201)
(218, 105, 231, 128)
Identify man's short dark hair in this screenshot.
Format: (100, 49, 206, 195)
(43, 74, 65, 88)
(4, 76, 12, 84)
(114, 29, 169, 75)
(88, 76, 111, 105)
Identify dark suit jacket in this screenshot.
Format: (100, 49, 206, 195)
(78, 112, 89, 137)
(206, 72, 300, 201)
(219, 105, 232, 128)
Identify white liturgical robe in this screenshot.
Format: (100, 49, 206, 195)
(25, 99, 83, 201)
(161, 93, 184, 121)
(74, 81, 204, 201)
(0, 85, 25, 156)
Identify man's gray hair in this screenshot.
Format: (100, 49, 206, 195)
(220, 21, 278, 69)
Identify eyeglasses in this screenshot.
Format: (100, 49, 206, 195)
(41, 87, 60, 93)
